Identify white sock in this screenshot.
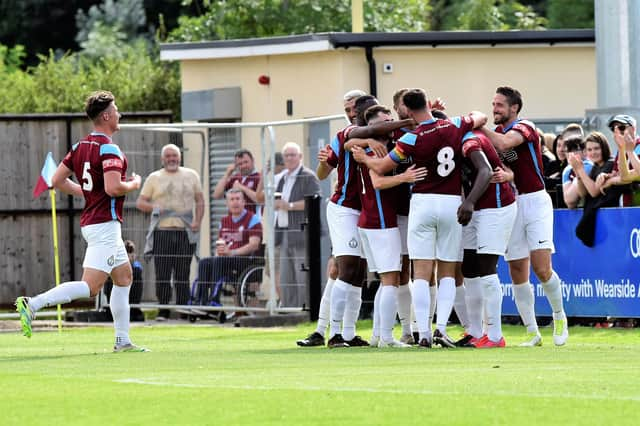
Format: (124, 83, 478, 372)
(428, 285, 437, 330)
(29, 281, 90, 312)
(342, 284, 362, 341)
(464, 277, 484, 338)
(111, 285, 131, 345)
(541, 271, 565, 315)
(436, 277, 456, 334)
(513, 282, 539, 333)
(454, 285, 470, 332)
(481, 274, 503, 342)
(409, 279, 431, 340)
(329, 279, 349, 337)
(315, 278, 335, 336)
(380, 286, 398, 342)
(396, 283, 412, 336)
(372, 284, 382, 338)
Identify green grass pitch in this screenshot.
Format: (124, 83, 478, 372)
(1, 322, 638, 425)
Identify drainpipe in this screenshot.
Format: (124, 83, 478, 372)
(365, 46, 377, 97)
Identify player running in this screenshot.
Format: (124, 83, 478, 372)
(16, 90, 147, 352)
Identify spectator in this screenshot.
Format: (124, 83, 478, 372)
(538, 128, 556, 173)
(213, 149, 261, 214)
(104, 240, 145, 322)
(546, 134, 567, 180)
(574, 132, 616, 247)
(274, 142, 321, 308)
(137, 144, 204, 320)
(596, 115, 640, 206)
(196, 188, 262, 305)
(562, 136, 593, 208)
(573, 131, 615, 197)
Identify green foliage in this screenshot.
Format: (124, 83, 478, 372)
(168, 0, 432, 42)
(0, 44, 27, 72)
(75, 0, 148, 44)
(455, 0, 546, 30)
(547, 0, 593, 29)
(0, 42, 180, 115)
(76, 0, 151, 59)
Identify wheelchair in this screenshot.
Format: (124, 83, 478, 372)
(188, 249, 265, 323)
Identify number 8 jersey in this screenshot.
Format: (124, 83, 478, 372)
(62, 132, 128, 226)
(392, 116, 474, 195)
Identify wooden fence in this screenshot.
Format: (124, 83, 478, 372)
(0, 112, 175, 305)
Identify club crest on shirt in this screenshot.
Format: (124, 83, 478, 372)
(107, 255, 115, 266)
(348, 238, 358, 248)
(499, 149, 518, 163)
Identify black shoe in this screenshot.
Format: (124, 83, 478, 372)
(413, 331, 420, 344)
(418, 337, 432, 349)
(327, 334, 349, 348)
(296, 332, 325, 347)
(454, 334, 476, 348)
(433, 329, 456, 348)
(345, 335, 369, 347)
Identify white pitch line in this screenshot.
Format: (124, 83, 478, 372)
(113, 378, 640, 402)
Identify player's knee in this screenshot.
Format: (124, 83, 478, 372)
(532, 264, 552, 282)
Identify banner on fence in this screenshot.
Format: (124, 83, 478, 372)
(499, 207, 640, 318)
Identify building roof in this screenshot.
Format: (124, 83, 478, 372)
(160, 30, 595, 61)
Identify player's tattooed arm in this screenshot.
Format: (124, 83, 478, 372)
(480, 126, 525, 152)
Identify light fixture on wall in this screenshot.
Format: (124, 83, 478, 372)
(258, 75, 270, 85)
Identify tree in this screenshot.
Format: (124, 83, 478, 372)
(76, 0, 150, 59)
(446, 0, 546, 31)
(547, 0, 593, 29)
(0, 0, 102, 65)
(168, 0, 432, 42)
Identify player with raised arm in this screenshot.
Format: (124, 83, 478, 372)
(352, 88, 487, 348)
(16, 91, 147, 352)
(480, 86, 568, 346)
(297, 90, 365, 347)
(345, 105, 427, 347)
(297, 89, 370, 347)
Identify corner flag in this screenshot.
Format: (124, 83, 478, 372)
(33, 152, 57, 198)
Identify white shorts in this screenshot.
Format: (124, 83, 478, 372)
(327, 202, 362, 257)
(462, 202, 517, 256)
(505, 190, 555, 261)
(407, 193, 463, 262)
(398, 214, 409, 256)
(358, 227, 402, 273)
(81, 221, 129, 273)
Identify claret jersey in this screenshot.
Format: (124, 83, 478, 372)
(62, 132, 127, 226)
(461, 130, 516, 210)
(494, 119, 545, 194)
(392, 116, 474, 195)
(327, 125, 362, 211)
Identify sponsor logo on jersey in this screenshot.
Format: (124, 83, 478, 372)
(103, 158, 123, 169)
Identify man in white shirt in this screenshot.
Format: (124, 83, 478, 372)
(274, 142, 321, 308)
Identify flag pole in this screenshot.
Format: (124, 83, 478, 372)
(49, 188, 63, 332)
